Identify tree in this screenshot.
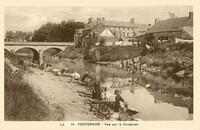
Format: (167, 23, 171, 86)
(5, 30, 15, 41)
(99, 37, 106, 46)
(32, 20, 85, 42)
(144, 34, 154, 44)
(5, 30, 34, 42)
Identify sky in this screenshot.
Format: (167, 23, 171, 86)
(5, 6, 193, 32)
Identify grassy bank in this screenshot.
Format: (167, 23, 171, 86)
(60, 46, 84, 60)
(56, 46, 143, 62)
(141, 42, 193, 77)
(138, 72, 193, 97)
(140, 42, 193, 97)
(4, 62, 50, 121)
(4, 52, 52, 120)
(99, 46, 143, 62)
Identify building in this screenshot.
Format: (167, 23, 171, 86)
(145, 12, 193, 42)
(75, 17, 150, 47)
(74, 29, 83, 47)
(83, 21, 118, 47)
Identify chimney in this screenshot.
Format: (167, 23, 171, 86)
(102, 17, 105, 21)
(189, 12, 193, 19)
(88, 17, 93, 24)
(130, 18, 135, 24)
(97, 18, 101, 22)
(155, 18, 160, 24)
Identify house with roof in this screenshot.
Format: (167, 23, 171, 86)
(145, 12, 193, 43)
(74, 17, 150, 47)
(83, 20, 118, 47)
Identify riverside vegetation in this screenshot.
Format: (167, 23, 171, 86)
(140, 42, 193, 97)
(60, 42, 193, 98)
(5, 41, 193, 120)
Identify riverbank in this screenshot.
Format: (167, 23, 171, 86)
(23, 67, 102, 121)
(56, 46, 143, 63)
(140, 42, 193, 97)
(5, 59, 51, 121)
(95, 42, 193, 98)
(97, 46, 143, 62)
(4, 55, 101, 121)
(49, 60, 193, 120)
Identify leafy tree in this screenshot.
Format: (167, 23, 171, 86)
(5, 30, 15, 41)
(5, 19, 85, 42)
(5, 30, 33, 42)
(32, 20, 85, 42)
(99, 37, 106, 46)
(144, 34, 154, 43)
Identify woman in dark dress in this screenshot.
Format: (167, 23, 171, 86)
(114, 90, 124, 112)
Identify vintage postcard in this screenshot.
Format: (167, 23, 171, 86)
(1, 0, 200, 130)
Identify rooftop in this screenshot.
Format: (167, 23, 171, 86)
(101, 20, 137, 28)
(147, 17, 193, 33)
(75, 29, 83, 34)
(182, 27, 193, 38)
(84, 18, 150, 31)
(89, 23, 106, 35)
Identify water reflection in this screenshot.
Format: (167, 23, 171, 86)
(121, 87, 191, 120)
(51, 60, 193, 120)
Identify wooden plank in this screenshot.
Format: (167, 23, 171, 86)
(76, 80, 88, 86)
(77, 90, 92, 95)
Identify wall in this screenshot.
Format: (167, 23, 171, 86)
(107, 26, 135, 39)
(181, 30, 193, 40)
(99, 28, 115, 37)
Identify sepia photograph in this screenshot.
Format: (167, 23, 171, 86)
(4, 6, 193, 122)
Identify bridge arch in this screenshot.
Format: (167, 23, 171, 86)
(43, 47, 64, 54)
(4, 49, 10, 58)
(4, 48, 10, 53)
(15, 47, 39, 62)
(42, 47, 65, 62)
(4, 43, 69, 64)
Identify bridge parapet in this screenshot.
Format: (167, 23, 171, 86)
(4, 42, 75, 46)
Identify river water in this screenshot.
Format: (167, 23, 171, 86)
(50, 60, 193, 121)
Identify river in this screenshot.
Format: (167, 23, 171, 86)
(50, 59, 193, 121)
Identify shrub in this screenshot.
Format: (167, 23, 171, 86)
(99, 46, 143, 62)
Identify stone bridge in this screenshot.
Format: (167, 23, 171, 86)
(4, 42, 74, 64)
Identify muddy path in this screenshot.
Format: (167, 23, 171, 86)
(23, 68, 102, 121)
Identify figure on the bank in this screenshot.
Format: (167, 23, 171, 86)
(71, 72, 81, 80)
(81, 71, 89, 81)
(101, 87, 112, 101)
(114, 90, 125, 112)
(132, 58, 135, 64)
(121, 59, 124, 69)
(139, 61, 142, 74)
(81, 71, 96, 84)
(61, 66, 69, 74)
(91, 80, 101, 101)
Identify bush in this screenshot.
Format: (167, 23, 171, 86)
(99, 37, 106, 46)
(99, 46, 143, 62)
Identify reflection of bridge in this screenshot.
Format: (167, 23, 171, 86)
(4, 42, 74, 64)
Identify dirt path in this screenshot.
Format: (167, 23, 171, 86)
(23, 68, 101, 121)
